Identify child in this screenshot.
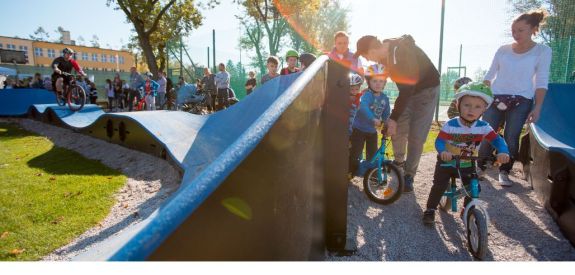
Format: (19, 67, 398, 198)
(299, 53, 317, 71)
(447, 76, 472, 119)
(348, 73, 364, 136)
(260, 56, 280, 85)
(422, 83, 510, 225)
(280, 50, 300, 75)
(348, 64, 390, 176)
(245, 71, 257, 95)
(138, 72, 159, 111)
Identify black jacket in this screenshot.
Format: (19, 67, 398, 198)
(383, 35, 440, 121)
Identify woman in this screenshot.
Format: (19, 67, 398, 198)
(200, 68, 216, 113)
(479, 9, 552, 186)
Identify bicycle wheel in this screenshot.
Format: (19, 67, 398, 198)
(55, 90, 66, 106)
(67, 86, 86, 111)
(466, 207, 488, 260)
(363, 163, 404, 205)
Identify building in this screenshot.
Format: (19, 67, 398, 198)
(0, 35, 134, 72)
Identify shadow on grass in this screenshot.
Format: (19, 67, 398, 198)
(26, 146, 122, 176)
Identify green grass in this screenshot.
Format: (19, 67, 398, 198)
(0, 122, 126, 261)
(378, 122, 441, 157)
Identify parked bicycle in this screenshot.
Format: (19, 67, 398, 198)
(361, 135, 404, 205)
(54, 72, 86, 112)
(438, 155, 489, 260)
(181, 89, 209, 115)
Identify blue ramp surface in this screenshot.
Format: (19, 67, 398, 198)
(0, 89, 56, 116)
(0, 56, 352, 260)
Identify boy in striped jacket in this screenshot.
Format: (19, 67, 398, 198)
(423, 83, 510, 225)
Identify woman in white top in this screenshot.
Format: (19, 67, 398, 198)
(479, 9, 552, 186)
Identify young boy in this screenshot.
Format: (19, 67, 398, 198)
(280, 50, 300, 75)
(260, 56, 280, 85)
(348, 73, 364, 136)
(348, 64, 390, 176)
(447, 76, 473, 119)
(422, 83, 510, 225)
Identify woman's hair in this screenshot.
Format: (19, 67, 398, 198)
(334, 31, 349, 41)
(266, 56, 279, 66)
(514, 9, 549, 32)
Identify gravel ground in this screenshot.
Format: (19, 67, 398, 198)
(1, 118, 181, 261)
(327, 153, 575, 261)
(3, 118, 574, 261)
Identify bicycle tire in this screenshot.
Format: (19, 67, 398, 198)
(466, 207, 488, 260)
(363, 163, 404, 205)
(55, 91, 66, 106)
(67, 86, 86, 111)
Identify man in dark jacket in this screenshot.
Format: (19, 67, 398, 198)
(355, 35, 440, 193)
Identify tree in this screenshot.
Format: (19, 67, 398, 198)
(226, 59, 247, 99)
(54, 26, 66, 43)
(77, 36, 86, 46)
(90, 35, 101, 47)
(509, 0, 575, 82)
(107, 0, 209, 77)
(29, 27, 50, 41)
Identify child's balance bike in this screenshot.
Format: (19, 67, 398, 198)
(359, 135, 404, 205)
(439, 155, 489, 260)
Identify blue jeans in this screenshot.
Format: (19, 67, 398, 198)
(478, 97, 532, 172)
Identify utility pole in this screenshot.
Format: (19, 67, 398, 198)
(207, 47, 210, 70)
(212, 29, 216, 73)
(435, 0, 446, 122)
(458, 44, 463, 77)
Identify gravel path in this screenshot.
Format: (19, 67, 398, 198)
(1, 118, 181, 261)
(327, 153, 575, 261)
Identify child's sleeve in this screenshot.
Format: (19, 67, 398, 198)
(358, 93, 375, 121)
(435, 123, 451, 153)
(483, 127, 510, 154)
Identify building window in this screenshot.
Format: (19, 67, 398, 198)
(119, 56, 125, 64)
(19, 45, 28, 51)
(92, 53, 98, 62)
(7, 44, 16, 50)
(34, 47, 43, 56)
(47, 49, 56, 58)
(101, 54, 107, 63)
(110, 55, 116, 64)
(82, 52, 88, 61)
(0, 43, 3, 49)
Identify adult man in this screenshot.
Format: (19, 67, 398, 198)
(328, 31, 362, 73)
(51, 47, 85, 93)
(215, 63, 230, 111)
(157, 71, 167, 109)
(127, 66, 144, 111)
(355, 35, 440, 192)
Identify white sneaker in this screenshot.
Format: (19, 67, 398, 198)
(498, 171, 513, 186)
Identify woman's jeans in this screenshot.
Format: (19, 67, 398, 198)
(478, 96, 532, 172)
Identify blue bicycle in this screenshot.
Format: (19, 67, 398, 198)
(361, 135, 404, 205)
(439, 155, 489, 260)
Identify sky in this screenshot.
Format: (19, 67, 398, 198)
(0, 0, 518, 77)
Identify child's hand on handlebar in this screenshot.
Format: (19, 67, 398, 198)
(373, 118, 382, 127)
(440, 151, 453, 162)
(496, 153, 510, 164)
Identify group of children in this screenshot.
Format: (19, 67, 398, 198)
(346, 66, 511, 226)
(259, 50, 317, 85)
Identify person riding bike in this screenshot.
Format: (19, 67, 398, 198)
(51, 47, 86, 95)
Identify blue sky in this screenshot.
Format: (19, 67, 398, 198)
(0, 0, 518, 76)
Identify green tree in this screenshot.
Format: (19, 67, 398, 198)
(226, 59, 248, 99)
(107, 0, 209, 77)
(91, 35, 100, 48)
(509, 0, 575, 82)
(29, 27, 50, 41)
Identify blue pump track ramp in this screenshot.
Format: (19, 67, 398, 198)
(0, 56, 353, 260)
(525, 83, 575, 247)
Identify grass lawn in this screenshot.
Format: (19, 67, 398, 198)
(0, 122, 126, 261)
(378, 122, 441, 157)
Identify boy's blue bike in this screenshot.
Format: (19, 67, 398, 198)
(439, 155, 489, 260)
(361, 135, 404, 205)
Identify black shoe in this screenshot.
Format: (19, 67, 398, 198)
(423, 209, 435, 225)
(403, 175, 414, 193)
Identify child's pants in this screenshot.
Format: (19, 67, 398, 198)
(349, 128, 377, 175)
(145, 94, 156, 110)
(425, 157, 476, 210)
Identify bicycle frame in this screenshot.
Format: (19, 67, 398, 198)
(367, 136, 393, 184)
(441, 156, 490, 226)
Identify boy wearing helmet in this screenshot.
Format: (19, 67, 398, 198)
(137, 72, 159, 111)
(348, 73, 364, 136)
(348, 64, 390, 176)
(51, 47, 86, 94)
(280, 50, 300, 75)
(422, 83, 510, 225)
(447, 76, 473, 119)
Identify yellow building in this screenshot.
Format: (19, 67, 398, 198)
(0, 35, 134, 72)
